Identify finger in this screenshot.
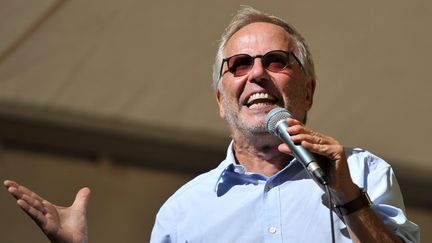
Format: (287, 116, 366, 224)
(5, 181, 51, 215)
(278, 134, 330, 155)
(6, 185, 24, 200)
(285, 120, 328, 144)
(42, 201, 61, 224)
(277, 143, 293, 155)
(286, 118, 303, 126)
(72, 187, 91, 213)
(302, 141, 344, 161)
(291, 133, 329, 146)
(16, 184, 45, 202)
(5, 180, 45, 202)
(286, 122, 317, 138)
(6, 183, 46, 209)
(4, 180, 23, 199)
(4, 179, 19, 188)
(286, 124, 306, 136)
(21, 194, 47, 214)
(17, 198, 48, 227)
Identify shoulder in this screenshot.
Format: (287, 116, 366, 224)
(171, 168, 220, 200)
(155, 144, 234, 220)
(344, 147, 395, 190)
(151, 166, 223, 242)
(157, 166, 222, 213)
(345, 147, 392, 171)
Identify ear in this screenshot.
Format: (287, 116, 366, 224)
(305, 77, 316, 110)
(216, 88, 226, 118)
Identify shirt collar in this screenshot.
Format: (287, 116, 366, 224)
(214, 141, 307, 196)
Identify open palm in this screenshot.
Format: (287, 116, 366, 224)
(4, 180, 91, 243)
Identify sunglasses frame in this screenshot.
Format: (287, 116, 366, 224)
(218, 50, 304, 79)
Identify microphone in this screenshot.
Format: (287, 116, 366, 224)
(265, 107, 328, 185)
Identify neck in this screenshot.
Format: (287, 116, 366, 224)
(231, 131, 292, 177)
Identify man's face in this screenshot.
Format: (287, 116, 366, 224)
(216, 22, 315, 136)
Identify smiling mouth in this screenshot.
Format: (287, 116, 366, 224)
(246, 92, 278, 109)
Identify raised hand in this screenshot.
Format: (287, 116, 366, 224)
(4, 180, 91, 243)
(277, 118, 360, 204)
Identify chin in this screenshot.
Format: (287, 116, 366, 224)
(224, 107, 274, 136)
(237, 119, 268, 135)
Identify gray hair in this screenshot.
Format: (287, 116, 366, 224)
(212, 6, 316, 90)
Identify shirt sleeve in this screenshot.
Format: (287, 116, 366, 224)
(150, 200, 177, 243)
(351, 150, 420, 243)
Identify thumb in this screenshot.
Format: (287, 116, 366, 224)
(71, 187, 91, 212)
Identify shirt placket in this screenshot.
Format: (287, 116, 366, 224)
(262, 180, 283, 243)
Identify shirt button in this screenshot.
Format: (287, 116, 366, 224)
(234, 167, 244, 174)
(268, 226, 277, 234)
(267, 182, 274, 189)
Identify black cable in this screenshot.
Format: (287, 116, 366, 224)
(325, 184, 336, 243)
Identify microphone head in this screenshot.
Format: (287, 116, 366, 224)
(265, 107, 292, 134)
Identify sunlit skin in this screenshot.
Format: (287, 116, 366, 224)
(3, 180, 90, 243)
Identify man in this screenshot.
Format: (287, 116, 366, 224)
(150, 6, 419, 243)
(4, 6, 419, 243)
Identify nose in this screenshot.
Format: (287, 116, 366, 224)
(249, 58, 268, 82)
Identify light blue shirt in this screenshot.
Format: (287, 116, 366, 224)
(151, 143, 419, 243)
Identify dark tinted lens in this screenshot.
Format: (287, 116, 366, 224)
(263, 51, 290, 71)
(228, 54, 254, 76)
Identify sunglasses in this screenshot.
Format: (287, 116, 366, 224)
(219, 50, 303, 79)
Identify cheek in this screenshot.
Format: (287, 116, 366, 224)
(216, 84, 237, 119)
(291, 73, 310, 95)
(281, 78, 310, 108)
(281, 78, 303, 98)
(224, 76, 248, 99)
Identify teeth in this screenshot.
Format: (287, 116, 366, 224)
(249, 103, 272, 109)
(247, 92, 276, 105)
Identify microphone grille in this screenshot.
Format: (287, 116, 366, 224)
(265, 107, 292, 134)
